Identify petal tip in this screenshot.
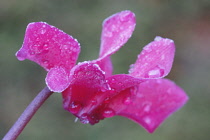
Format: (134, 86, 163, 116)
(16, 47, 26, 61)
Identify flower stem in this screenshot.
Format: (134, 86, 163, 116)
(3, 86, 53, 140)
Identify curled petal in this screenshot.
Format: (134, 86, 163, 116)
(97, 11, 136, 75)
(129, 37, 175, 78)
(62, 62, 111, 123)
(16, 22, 80, 92)
(95, 57, 113, 77)
(107, 79, 188, 133)
(46, 67, 69, 92)
(16, 22, 80, 72)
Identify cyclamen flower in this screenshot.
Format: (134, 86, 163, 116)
(16, 10, 188, 133)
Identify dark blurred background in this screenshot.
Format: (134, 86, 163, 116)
(1, 0, 210, 140)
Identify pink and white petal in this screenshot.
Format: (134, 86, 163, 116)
(62, 62, 110, 118)
(16, 22, 80, 71)
(46, 67, 70, 92)
(129, 37, 175, 79)
(107, 79, 188, 133)
(99, 10, 136, 59)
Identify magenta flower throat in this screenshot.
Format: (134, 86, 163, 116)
(16, 10, 188, 133)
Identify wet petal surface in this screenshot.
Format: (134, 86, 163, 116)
(99, 10, 136, 58)
(97, 10, 136, 75)
(62, 62, 111, 122)
(129, 37, 175, 78)
(16, 22, 80, 91)
(107, 79, 188, 133)
(16, 22, 80, 72)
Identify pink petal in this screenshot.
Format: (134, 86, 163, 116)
(95, 57, 113, 77)
(62, 62, 111, 124)
(129, 37, 175, 78)
(99, 10, 136, 58)
(107, 79, 188, 133)
(106, 74, 144, 92)
(16, 22, 80, 92)
(16, 22, 80, 71)
(46, 67, 69, 92)
(97, 10, 136, 75)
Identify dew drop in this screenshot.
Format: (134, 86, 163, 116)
(91, 99, 97, 105)
(43, 44, 49, 50)
(111, 78, 116, 82)
(144, 104, 151, 112)
(69, 101, 82, 114)
(80, 114, 89, 124)
(103, 108, 115, 118)
(148, 69, 160, 76)
(30, 51, 35, 55)
(101, 88, 107, 92)
(42, 24, 46, 28)
(146, 66, 164, 78)
(144, 116, 152, 124)
(41, 29, 46, 34)
(123, 96, 132, 105)
(43, 60, 49, 64)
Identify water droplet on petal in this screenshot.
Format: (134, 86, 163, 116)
(40, 29, 46, 34)
(123, 96, 132, 105)
(30, 51, 35, 55)
(111, 78, 116, 82)
(146, 66, 164, 78)
(68, 101, 82, 114)
(148, 69, 160, 76)
(101, 88, 107, 92)
(80, 114, 89, 124)
(91, 99, 97, 105)
(43, 60, 49, 64)
(143, 116, 152, 124)
(103, 108, 115, 118)
(144, 104, 151, 112)
(43, 44, 49, 50)
(63, 45, 69, 50)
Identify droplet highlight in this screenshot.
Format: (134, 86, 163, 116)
(103, 108, 115, 118)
